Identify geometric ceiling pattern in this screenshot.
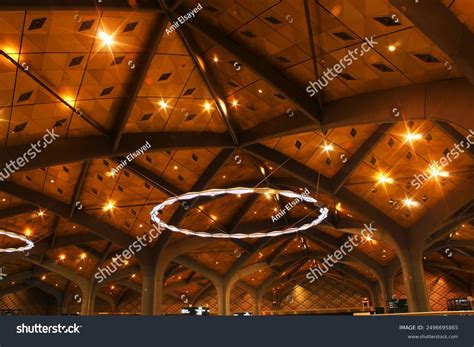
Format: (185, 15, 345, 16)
(0, 0, 472, 313)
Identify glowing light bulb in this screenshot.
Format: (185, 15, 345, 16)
(388, 45, 396, 52)
(59, 254, 66, 261)
(213, 56, 219, 62)
(24, 228, 32, 237)
(377, 173, 394, 184)
(80, 253, 87, 260)
(98, 31, 114, 46)
(158, 99, 169, 110)
(203, 101, 212, 112)
(403, 198, 419, 207)
(103, 201, 115, 212)
(231, 99, 238, 107)
(404, 132, 422, 141)
(322, 142, 334, 152)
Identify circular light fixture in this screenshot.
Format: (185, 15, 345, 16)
(0, 229, 34, 253)
(150, 187, 329, 239)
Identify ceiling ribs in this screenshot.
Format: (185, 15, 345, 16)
(0, 132, 234, 174)
(69, 160, 90, 218)
(332, 123, 394, 194)
(152, 148, 235, 256)
(161, 0, 239, 145)
(390, 0, 474, 85)
(0, 181, 148, 259)
(111, 14, 169, 151)
(178, 4, 323, 126)
(433, 120, 474, 158)
(244, 143, 405, 238)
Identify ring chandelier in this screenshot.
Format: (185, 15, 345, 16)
(0, 229, 35, 253)
(150, 187, 329, 239)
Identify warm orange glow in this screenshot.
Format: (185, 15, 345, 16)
(158, 99, 169, 110)
(322, 142, 334, 152)
(98, 31, 114, 46)
(24, 228, 32, 237)
(80, 253, 87, 260)
(403, 198, 419, 207)
(377, 173, 394, 184)
(429, 165, 449, 178)
(404, 132, 422, 141)
(59, 254, 66, 261)
(213, 56, 219, 62)
(335, 202, 342, 211)
(388, 45, 396, 52)
(103, 201, 115, 212)
(231, 99, 239, 107)
(203, 101, 212, 112)
(37, 210, 45, 217)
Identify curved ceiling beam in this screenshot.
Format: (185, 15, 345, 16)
(153, 149, 235, 258)
(0, 181, 149, 259)
(240, 78, 474, 146)
(0, 204, 38, 219)
(407, 181, 474, 250)
(111, 15, 169, 151)
(0, 132, 234, 174)
(244, 144, 406, 246)
(389, 0, 474, 85)
(179, 5, 322, 126)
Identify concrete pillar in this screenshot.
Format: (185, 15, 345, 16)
(80, 284, 94, 315)
(141, 264, 155, 315)
(153, 264, 166, 315)
(216, 282, 228, 316)
(399, 248, 429, 312)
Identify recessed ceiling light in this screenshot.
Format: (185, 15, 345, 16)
(158, 99, 169, 110)
(231, 99, 238, 107)
(388, 45, 396, 52)
(404, 132, 422, 141)
(203, 101, 212, 112)
(258, 89, 263, 94)
(403, 198, 419, 207)
(173, 165, 178, 170)
(50, 179, 55, 183)
(98, 31, 114, 46)
(377, 173, 394, 184)
(429, 165, 449, 178)
(213, 56, 219, 62)
(103, 200, 115, 212)
(322, 142, 334, 152)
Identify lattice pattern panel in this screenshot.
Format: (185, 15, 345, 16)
(279, 277, 365, 311)
(162, 295, 182, 314)
(393, 271, 470, 311)
(230, 286, 254, 313)
(195, 287, 218, 315)
(117, 291, 141, 314)
(0, 288, 55, 315)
